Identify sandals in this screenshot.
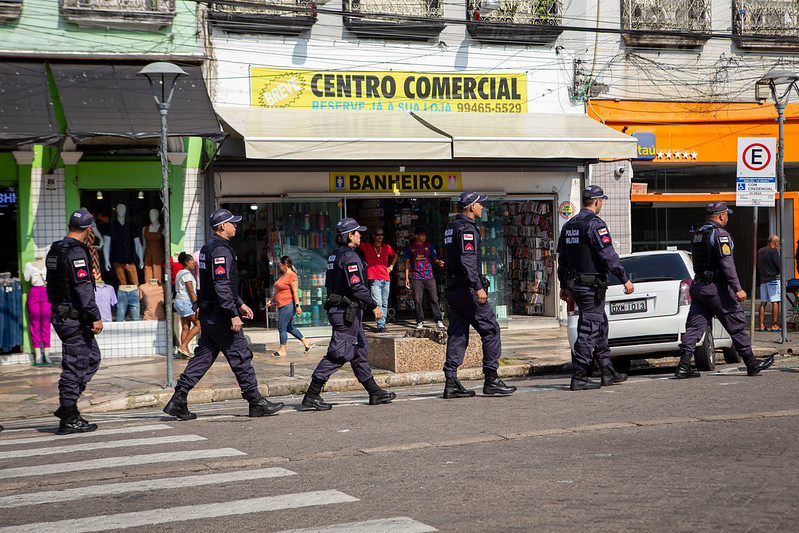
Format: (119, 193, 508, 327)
(304, 343, 317, 353)
(771, 326, 782, 331)
(272, 351, 286, 357)
(176, 348, 194, 359)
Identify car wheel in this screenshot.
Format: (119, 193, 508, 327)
(694, 326, 716, 371)
(722, 344, 741, 364)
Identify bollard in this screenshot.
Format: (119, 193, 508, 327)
(290, 362, 295, 377)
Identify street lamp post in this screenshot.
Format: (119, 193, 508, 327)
(756, 70, 799, 344)
(137, 62, 188, 387)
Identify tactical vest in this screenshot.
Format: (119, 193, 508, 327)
(198, 238, 238, 307)
(325, 245, 359, 300)
(691, 224, 719, 274)
(562, 212, 600, 274)
(444, 216, 480, 285)
(45, 239, 92, 305)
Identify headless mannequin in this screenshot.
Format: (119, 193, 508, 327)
(139, 278, 165, 320)
(104, 203, 144, 285)
(24, 257, 53, 365)
(142, 208, 166, 283)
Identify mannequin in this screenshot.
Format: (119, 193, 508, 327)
(81, 205, 104, 282)
(139, 278, 165, 320)
(142, 208, 165, 283)
(94, 279, 117, 323)
(104, 203, 144, 286)
(23, 257, 53, 365)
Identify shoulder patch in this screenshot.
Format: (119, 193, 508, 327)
(721, 244, 732, 256)
(349, 274, 361, 285)
(76, 268, 88, 278)
(72, 259, 86, 268)
(347, 264, 359, 272)
(595, 227, 612, 248)
(718, 236, 730, 243)
(214, 256, 226, 264)
(462, 231, 476, 253)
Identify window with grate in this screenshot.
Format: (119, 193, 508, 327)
(621, 0, 711, 48)
(208, 0, 317, 35)
(733, 0, 799, 49)
(466, 0, 563, 44)
(60, 0, 176, 31)
(343, 0, 445, 40)
(0, 0, 22, 23)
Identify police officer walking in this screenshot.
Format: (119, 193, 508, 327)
(164, 209, 284, 420)
(46, 208, 104, 434)
(675, 201, 774, 378)
(442, 191, 516, 398)
(302, 218, 396, 410)
(557, 186, 633, 391)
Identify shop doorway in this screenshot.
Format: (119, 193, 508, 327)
(0, 186, 19, 277)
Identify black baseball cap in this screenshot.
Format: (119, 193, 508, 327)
(706, 201, 732, 215)
(413, 227, 427, 236)
(68, 208, 95, 229)
(583, 185, 608, 200)
(458, 191, 487, 209)
(210, 208, 242, 227)
(336, 217, 366, 234)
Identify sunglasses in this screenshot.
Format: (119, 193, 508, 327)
(374, 233, 384, 237)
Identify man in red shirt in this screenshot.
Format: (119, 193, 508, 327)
(360, 227, 398, 333)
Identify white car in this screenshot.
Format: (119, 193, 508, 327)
(566, 250, 740, 372)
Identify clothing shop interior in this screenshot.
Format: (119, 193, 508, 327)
(0, 186, 22, 354)
(222, 195, 556, 330)
(79, 189, 170, 324)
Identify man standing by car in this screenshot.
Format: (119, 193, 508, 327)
(557, 186, 633, 391)
(757, 234, 781, 332)
(676, 201, 774, 378)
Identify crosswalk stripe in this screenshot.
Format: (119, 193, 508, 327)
(0, 424, 171, 446)
(0, 490, 358, 533)
(0, 434, 206, 460)
(277, 517, 438, 532)
(0, 448, 246, 479)
(0, 467, 297, 508)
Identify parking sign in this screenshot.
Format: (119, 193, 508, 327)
(736, 137, 776, 206)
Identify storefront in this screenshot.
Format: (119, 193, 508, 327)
(588, 99, 799, 284)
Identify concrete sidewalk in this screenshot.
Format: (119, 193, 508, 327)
(0, 326, 793, 421)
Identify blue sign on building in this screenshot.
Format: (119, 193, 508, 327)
(632, 132, 656, 160)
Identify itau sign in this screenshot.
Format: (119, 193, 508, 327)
(736, 137, 776, 207)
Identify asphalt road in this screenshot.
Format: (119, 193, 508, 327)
(2, 360, 798, 532)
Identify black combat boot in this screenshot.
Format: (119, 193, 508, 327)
(54, 404, 97, 435)
(443, 377, 476, 398)
(483, 374, 516, 395)
(361, 377, 396, 405)
(744, 354, 774, 376)
(674, 351, 700, 379)
(601, 363, 628, 386)
(163, 389, 197, 420)
(302, 378, 333, 410)
(570, 366, 601, 391)
(248, 395, 285, 417)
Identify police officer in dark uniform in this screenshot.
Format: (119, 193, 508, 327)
(442, 191, 516, 398)
(676, 201, 774, 378)
(557, 186, 633, 391)
(164, 209, 284, 420)
(302, 218, 396, 410)
(46, 208, 104, 434)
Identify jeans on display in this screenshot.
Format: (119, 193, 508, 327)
(370, 279, 390, 328)
(277, 303, 304, 346)
(116, 287, 141, 322)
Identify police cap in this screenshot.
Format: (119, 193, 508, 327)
(706, 201, 732, 215)
(336, 217, 366, 234)
(68, 208, 95, 229)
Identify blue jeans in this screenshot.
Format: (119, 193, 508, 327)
(370, 279, 390, 328)
(116, 287, 141, 322)
(277, 304, 304, 346)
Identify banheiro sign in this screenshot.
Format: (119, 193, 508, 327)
(736, 137, 776, 207)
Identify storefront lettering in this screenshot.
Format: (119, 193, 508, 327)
(330, 171, 462, 193)
(254, 68, 527, 113)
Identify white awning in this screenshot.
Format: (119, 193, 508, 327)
(411, 111, 637, 160)
(216, 107, 452, 160)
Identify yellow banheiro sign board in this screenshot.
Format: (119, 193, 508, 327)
(330, 172, 462, 193)
(251, 68, 527, 113)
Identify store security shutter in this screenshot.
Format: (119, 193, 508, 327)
(50, 64, 226, 143)
(0, 62, 62, 147)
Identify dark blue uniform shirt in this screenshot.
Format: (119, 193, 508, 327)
(557, 208, 628, 285)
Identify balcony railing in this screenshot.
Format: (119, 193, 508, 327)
(208, 0, 317, 35)
(621, 0, 711, 47)
(466, 0, 563, 44)
(733, 0, 799, 49)
(0, 0, 22, 23)
(61, 0, 176, 31)
(343, 0, 445, 40)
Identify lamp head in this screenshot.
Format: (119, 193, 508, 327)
(756, 69, 799, 102)
(137, 62, 188, 106)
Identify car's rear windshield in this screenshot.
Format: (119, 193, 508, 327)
(607, 254, 690, 286)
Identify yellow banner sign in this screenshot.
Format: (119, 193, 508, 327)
(330, 172, 462, 193)
(252, 68, 526, 113)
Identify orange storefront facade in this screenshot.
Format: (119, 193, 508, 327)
(588, 99, 799, 281)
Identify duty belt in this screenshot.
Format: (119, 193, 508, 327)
(56, 304, 90, 322)
(694, 271, 717, 283)
(324, 294, 367, 324)
(197, 301, 226, 315)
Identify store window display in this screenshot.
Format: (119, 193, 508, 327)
(94, 280, 117, 323)
(139, 278, 165, 320)
(24, 257, 53, 365)
(104, 203, 144, 286)
(142, 208, 166, 283)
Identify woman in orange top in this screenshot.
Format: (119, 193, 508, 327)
(267, 256, 315, 356)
